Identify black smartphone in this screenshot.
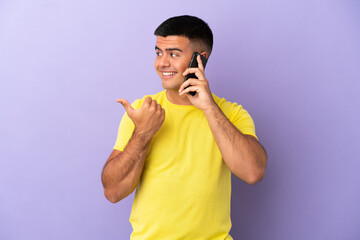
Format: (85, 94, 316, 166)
(184, 52, 208, 96)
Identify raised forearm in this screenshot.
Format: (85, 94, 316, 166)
(102, 97, 165, 203)
(177, 60, 267, 184)
(102, 130, 153, 203)
(203, 104, 267, 184)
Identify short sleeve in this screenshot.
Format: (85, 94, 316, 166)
(230, 104, 258, 140)
(113, 99, 141, 151)
(213, 94, 258, 140)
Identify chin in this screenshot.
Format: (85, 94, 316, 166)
(162, 84, 178, 91)
(161, 81, 181, 91)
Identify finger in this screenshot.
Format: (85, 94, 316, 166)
(142, 97, 152, 107)
(160, 108, 165, 120)
(197, 55, 205, 71)
(182, 68, 205, 80)
(116, 98, 134, 113)
(179, 85, 199, 96)
(182, 67, 197, 75)
(156, 102, 163, 111)
(179, 78, 203, 93)
(151, 99, 158, 107)
(157, 105, 164, 115)
(151, 100, 162, 112)
(179, 79, 193, 93)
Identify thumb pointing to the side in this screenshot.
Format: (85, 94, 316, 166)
(116, 98, 134, 114)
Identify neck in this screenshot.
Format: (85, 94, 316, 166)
(166, 89, 192, 105)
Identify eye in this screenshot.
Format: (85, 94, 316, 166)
(156, 51, 162, 56)
(170, 52, 179, 57)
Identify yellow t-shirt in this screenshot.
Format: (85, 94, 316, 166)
(114, 90, 257, 240)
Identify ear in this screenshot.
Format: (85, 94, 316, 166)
(200, 51, 209, 59)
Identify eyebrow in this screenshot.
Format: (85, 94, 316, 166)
(155, 46, 183, 52)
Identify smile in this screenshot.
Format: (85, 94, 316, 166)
(162, 72, 177, 76)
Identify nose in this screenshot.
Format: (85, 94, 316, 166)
(158, 54, 171, 68)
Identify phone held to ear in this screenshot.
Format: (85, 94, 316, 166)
(184, 52, 208, 96)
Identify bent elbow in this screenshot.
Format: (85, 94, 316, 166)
(247, 155, 267, 185)
(103, 184, 135, 203)
(247, 169, 266, 185)
(247, 175, 263, 185)
(104, 189, 123, 204)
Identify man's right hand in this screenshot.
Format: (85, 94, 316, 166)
(116, 97, 165, 136)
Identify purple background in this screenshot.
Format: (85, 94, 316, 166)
(1, 0, 359, 239)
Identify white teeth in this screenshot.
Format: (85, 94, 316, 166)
(163, 72, 176, 76)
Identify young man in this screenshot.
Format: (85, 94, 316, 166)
(101, 15, 267, 239)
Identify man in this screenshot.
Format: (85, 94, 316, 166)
(101, 15, 267, 239)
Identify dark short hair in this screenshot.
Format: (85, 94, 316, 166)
(154, 15, 213, 56)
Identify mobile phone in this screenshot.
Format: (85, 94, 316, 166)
(184, 52, 208, 96)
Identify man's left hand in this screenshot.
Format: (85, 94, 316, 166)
(178, 55, 216, 111)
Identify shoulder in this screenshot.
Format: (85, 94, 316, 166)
(131, 90, 166, 109)
(213, 93, 258, 139)
(212, 94, 248, 121)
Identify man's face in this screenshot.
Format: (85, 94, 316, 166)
(154, 36, 194, 91)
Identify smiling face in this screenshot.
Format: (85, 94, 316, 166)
(154, 36, 195, 92)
